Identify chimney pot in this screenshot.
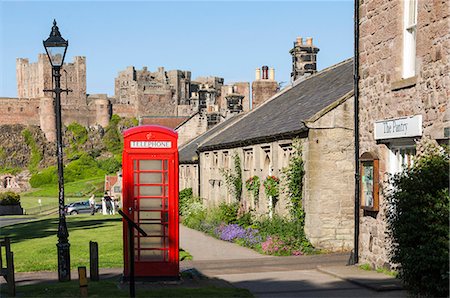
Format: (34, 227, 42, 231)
(306, 37, 313, 46)
(296, 36, 303, 46)
(269, 68, 275, 81)
(262, 65, 269, 80)
(255, 68, 261, 80)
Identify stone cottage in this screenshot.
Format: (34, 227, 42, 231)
(356, 0, 449, 267)
(180, 57, 356, 252)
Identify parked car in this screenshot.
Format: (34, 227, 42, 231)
(64, 201, 102, 215)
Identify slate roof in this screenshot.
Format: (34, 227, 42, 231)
(198, 59, 354, 152)
(179, 114, 245, 164)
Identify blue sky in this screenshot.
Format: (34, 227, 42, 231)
(0, 1, 353, 98)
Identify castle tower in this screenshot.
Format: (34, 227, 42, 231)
(39, 97, 56, 142)
(289, 36, 320, 82)
(251, 65, 278, 109)
(94, 96, 111, 127)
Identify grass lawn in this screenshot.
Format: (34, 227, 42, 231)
(1, 214, 191, 272)
(0, 279, 252, 297)
(19, 177, 105, 214)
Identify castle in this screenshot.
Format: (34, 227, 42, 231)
(0, 36, 324, 147)
(1, 51, 284, 144)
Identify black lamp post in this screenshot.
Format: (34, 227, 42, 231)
(43, 19, 71, 282)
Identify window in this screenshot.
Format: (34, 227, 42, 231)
(222, 151, 230, 169)
(213, 152, 218, 167)
(389, 146, 416, 174)
(279, 143, 293, 169)
(243, 148, 253, 171)
(402, 0, 418, 78)
(360, 152, 379, 212)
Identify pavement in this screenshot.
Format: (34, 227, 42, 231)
(1, 224, 406, 297)
(180, 225, 406, 297)
(0, 216, 37, 228)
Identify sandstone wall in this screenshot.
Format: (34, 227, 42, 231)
(179, 164, 199, 196)
(358, 0, 449, 268)
(176, 113, 208, 147)
(0, 98, 41, 126)
(303, 96, 354, 251)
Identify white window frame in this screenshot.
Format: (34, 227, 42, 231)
(402, 0, 418, 79)
(388, 145, 416, 174)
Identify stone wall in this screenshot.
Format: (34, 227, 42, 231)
(179, 164, 199, 195)
(0, 98, 41, 126)
(176, 113, 208, 147)
(358, 0, 449, 268)
(303, 95, 354, 251)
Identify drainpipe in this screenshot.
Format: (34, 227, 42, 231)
(353, 0, 361, 265)
(196, 149, 201, 197)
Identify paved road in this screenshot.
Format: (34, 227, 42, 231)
(0, 216, 37, 228)
(180, 224, 406, 297)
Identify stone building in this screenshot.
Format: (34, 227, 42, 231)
(113, 66, 191, 118)
(357, 0, 449, 268)
(179, 59, 355, 251)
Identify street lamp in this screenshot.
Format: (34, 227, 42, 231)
(43, 19, 71, 282)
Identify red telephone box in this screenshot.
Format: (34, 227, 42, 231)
(122, 125, 179, 278)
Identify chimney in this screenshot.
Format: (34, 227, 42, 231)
(289, 36, 320, 82)
(269, 68, 275, 81)
(255, 68, 261, 80)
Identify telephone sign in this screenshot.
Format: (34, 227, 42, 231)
(122, 125, 179, 278)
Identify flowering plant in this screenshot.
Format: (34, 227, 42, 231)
(245, 176, 260, 202)
(214, 224, 262, 248)
(263, 175, 280, 197)
(261, 236, 289, 255)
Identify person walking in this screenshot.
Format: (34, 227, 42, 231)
(89, 194, 96, 215)
(104, 191, 113, 215)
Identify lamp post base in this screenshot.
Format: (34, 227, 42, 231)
(57, 242, 71, 282)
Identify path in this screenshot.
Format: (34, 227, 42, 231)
(180, 225, 267, 260)
(180, 224, 406, 297)
(0, 216, 37, 228)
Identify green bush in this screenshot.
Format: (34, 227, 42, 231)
(386, 150, 449, 297)
(179, 188, 193, 216)
(255, 215, 314, 254)
(29, 166, 58, 187)
(64, 154, 106, 182)
(22, 129, 42, 173)
(103, 115, 122, 155)
(67, 122, 88, 145)
(217, 202, 239, 224)
(0, 191, 21, 205)
(97, 157, 121, 174)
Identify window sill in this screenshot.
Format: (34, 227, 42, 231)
(391, 76, 417, 91)
(361, 206, 379, 212)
